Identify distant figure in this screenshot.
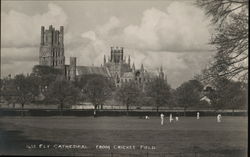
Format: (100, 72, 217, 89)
(169, 114, 173, 123)
(160, 113, 164, 125)
(94, 110, 96, 118)
(145, 115, 149, 119)
(175, 116, 179, 122)
(217, 114, 222, 123)
(197, 112, 200, 120)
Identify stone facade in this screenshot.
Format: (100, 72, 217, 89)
(39, 25, 166, 88)
(39, 25, 65, 69)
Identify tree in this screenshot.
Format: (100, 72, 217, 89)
(46, 79, 80, 111)
(14, 74, 39, 110)
(196, 0, 248, 83)
(116, 81, 141, 113)
(31, 65, 63, 92)
(145, 78, 172, 112)
(205, 78, 247, 111)
(83, 75, 113, 110)
(1, 78, 17, 108)
(175, 80, 203, 115)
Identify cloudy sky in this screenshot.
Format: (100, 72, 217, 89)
(1, 0, 216, 88)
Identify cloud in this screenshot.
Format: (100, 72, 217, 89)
(1, 1, 215, 88)
(1, 3, 68, 76)
(65, 16, 122, 66)
(1, 47, 38, 62)
(123, 2, 212, 52)
(97, 16, 120, 36)
(68, 2, 214, 87)
(1, 3, 68, 48)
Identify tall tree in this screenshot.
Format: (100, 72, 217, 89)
(14, 74, 39, 109)
(116, 81, 142, 113)
(1, 78, 17, 108)
(145, 78, 172, 112)
(175, 80, 203, 115)
(83, 75, 113, 110)
(206, 78, 247, 111)
(46, 79, 80, 111)
(31, 65, 63, 91)
(196, 0, 248, 83)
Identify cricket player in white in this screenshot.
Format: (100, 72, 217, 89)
(160, 113, 164, 125)
(175, 117, 179, 121)
(197, 112, 200, 119)
(217, 114, 222, 123)
(169, 113, 173, 123)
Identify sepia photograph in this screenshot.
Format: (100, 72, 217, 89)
(0, 0, 248, 156)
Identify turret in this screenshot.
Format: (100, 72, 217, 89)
(128, 55, 131, 66)
(111, 47, 114, 62)
(159, 65, 164, 80)
(69, 57, 77, 81)
(41, 26, 44, 45)
(104, 55, 106, 64)
(120, 47, 124, 62)
(59, 26, 64, 45)
(132, 63, 135, 72)
(141, 64, 144, 72)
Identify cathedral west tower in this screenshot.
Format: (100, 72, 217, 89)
(39, 25, 65, 68)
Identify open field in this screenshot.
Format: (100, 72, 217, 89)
(0, 116, 247, 157)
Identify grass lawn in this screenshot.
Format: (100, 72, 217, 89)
(0, 116, 247, 157)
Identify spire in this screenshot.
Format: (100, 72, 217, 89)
(111, 47, 114, 62)
(132, 63, 135, 72)
(159, 65, 164, 80)
(104, 55, 106, 64)
(128, 55, 131, 65)
(141, 63, 144, 72)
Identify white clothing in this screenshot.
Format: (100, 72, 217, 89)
(170, 114, 173, 123)
(175, 117, 179, 121)
(197, 112, 200, 119)
(217, 114, 222, 123)
(160, 114, 164, 125)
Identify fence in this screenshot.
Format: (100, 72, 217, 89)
(0, 108, 247, 117)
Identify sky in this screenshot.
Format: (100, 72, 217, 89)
(1, 0, 216, 88)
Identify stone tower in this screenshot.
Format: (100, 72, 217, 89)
(110, 47, 124, 63)
(39, 25, 65, 68)
(69, 57, 77, 81)
(159, 66, 165, 80)
(103, 47, 132, 87)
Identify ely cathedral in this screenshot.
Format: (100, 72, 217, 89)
(39, 25, 166, 87)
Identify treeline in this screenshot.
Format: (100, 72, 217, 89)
(0, 65, 247, 112)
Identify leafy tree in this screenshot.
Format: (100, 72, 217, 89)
(31, 65, 63, 91)
(206, 78, 247, 111)
(83, 75, 113, 110)
(116, 81, 142, 113)
(75, 74, 115, 104)
(196, 0, 248, 83)
(1, 78, 17, 108)
(14, 74, 39, 109)
(145, 78, 172, 112)
(175, 79, 203, 115)
(46, 79, 80, 111)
